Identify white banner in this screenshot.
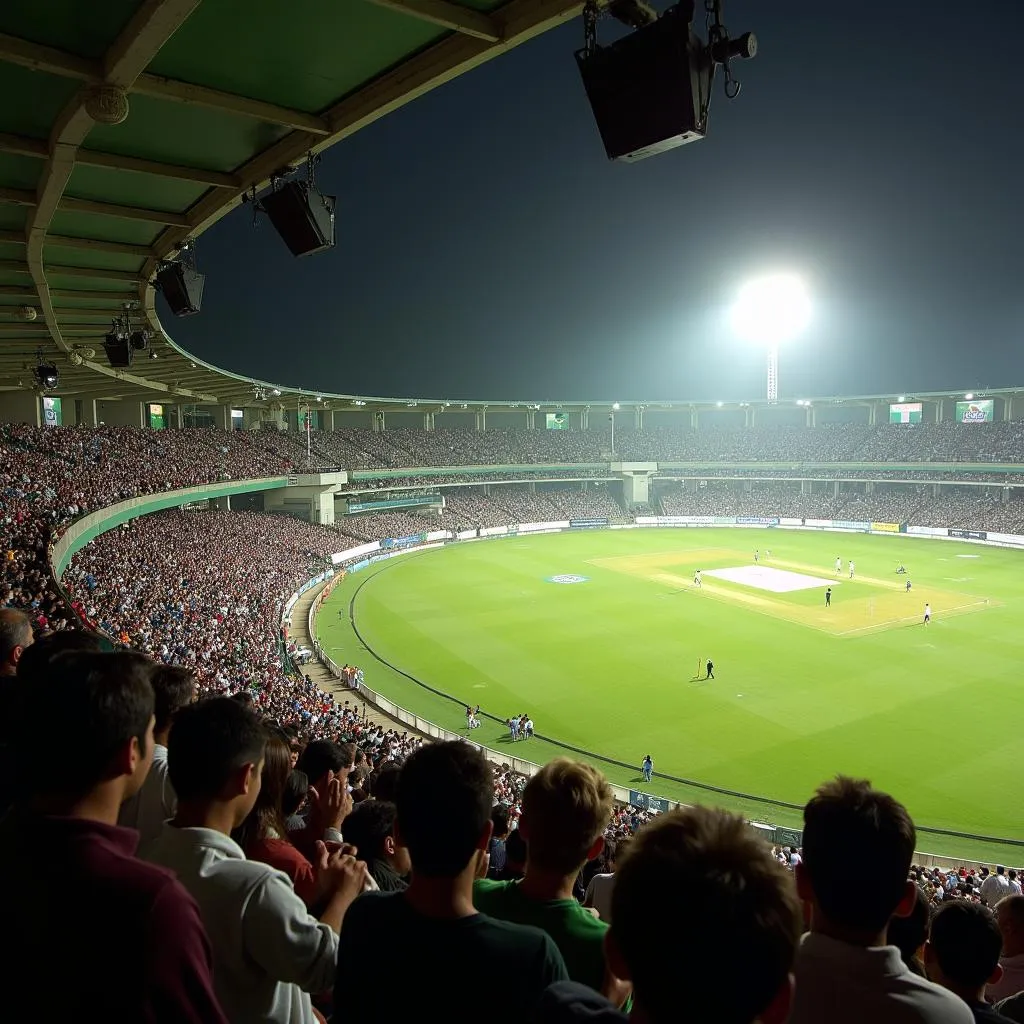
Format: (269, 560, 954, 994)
(331, 540, 381, 565)
(804, 518, 833, 528)
(980, 532, 1024, 547)
(906, 526, 948, 537)
(481, 525, 510, 537)
(780, 517, 803, 526)
(516, 521, 571, 533)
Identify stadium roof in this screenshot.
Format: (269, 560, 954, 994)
(0, 0, 580, 407)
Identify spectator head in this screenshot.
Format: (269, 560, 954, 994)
(609, 806, 801, 1024)
(150, 664, 196, 737)
(394, 740, 492, 879)
(504, 827, 527, 880)
(22, 651, 155, 809)
(887, 885, 931, 976)
(997, 895, 1024, 958)
(610, 837, 631, 870)
(0, 608, 34, 676)
(166, 698, 267, 830)
(370, 761, 401, 802)
(925, 901, 1004, 1002)
(519, 758, 613, 875)
(490, 804, 510, 840)
(282, 769, 308, 819)
(797, 776, 916, 941)
(342, 800, 411, 876)
(15, 629, 103, 682)
(296, 739, 355, 791)
(233, 733, 291, 852)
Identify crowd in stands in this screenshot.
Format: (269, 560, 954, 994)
(2, 624, 1022, 1024)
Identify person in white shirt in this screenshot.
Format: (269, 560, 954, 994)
(789, 776, 973, 1024)
(118, 663, 195, 845)
(981, 867, 1014, 910)
(144, 698, 370, 1024)
(989, 895, 1024, 1003)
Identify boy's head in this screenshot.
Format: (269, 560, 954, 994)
(166, 698, 267, 828)
(394, 740, 492, 878)
(15, 628, 103, 683)
(296, 739, 355, 790)
(343, 799, 410, 876)
(925, 901, 1004, 998)
(519, 758, 613, 875)
(24, 650, 155, 803)
(797, 776, 916, 939)
(610, 805, 800, 1024)
(150, 664, 196, 735)
(0, 608, 33, 676)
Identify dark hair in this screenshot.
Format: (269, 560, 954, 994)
(0, 608, 33, 665)
(150, 664, 195, 733)
(15, 629, 104, 682)
(233, 733, 292, 852)
(929, 901, 1002, 989)
(395, 741, 492, 877)
(25, 651, 154, 796)
(801, 776, 916, 932)
(491, 804, 510, 838)
(296, 740, 351, 784)
(888, 886, 930, 975)
(612, 806, 801, 1024)
(343, 800, 398, 862)
(370, 761, 401, 802)
(282, 769, 308, 818)
(166, 697, 267, 802)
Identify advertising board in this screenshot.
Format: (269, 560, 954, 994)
(954, 399, 994, 423)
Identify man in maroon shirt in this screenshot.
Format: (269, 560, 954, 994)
(0, 650, 227, 1023)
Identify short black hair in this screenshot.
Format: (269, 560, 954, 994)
(370, 761, 401, 802)
(151, 664, 195, 732)
(929, 901, 1003, 989)
(16, 629, 104, 682)
(491, 804, 510, 838)
(282, 769, 308, 818)
(395, 741, 492, 877)
(0, 608, 32, 665)
(802, 776, 916, 932)
(888, 886, 930, 974)
(166, 697, 267, 802)
(343, 800, 398, 862)
(296, 740, 350, 783)
(24, 651, 154, 796)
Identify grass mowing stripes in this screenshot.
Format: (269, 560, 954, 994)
(317, 528, 1024, 863)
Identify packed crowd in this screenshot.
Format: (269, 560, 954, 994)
(657, 482, 1024, 533)
(1, 626, 1022, 1024)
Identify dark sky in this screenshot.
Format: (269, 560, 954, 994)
(166, 0, 1024, 403)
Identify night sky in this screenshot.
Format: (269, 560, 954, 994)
(166, 0, 1024, 403)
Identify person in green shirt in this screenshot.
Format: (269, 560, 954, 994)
(474, 758, 631, 1008)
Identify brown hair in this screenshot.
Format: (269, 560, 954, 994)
(521, 758, 613, 874)
(233, 732, 292, 851)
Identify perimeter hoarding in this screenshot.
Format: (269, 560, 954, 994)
(954, 399, 994, 423)
(889, 402, 922, 424)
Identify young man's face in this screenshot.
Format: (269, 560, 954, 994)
(125, 715, 157, 800)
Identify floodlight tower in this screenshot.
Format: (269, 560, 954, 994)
(730, 273, 811, 403)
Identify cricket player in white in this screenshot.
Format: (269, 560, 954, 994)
(835, 556, 841, 574)
(849, 560, 855, 579)
(924, 603, 931, 625)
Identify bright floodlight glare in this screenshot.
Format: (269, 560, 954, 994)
(730, 273, 811, 345)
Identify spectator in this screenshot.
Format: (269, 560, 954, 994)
(997, 993, 1024, 1024)
(925, 902, 1015, 1023)
(0, 651, 226, 1022)
(475, 758, 627, 1005)
(290, 739, 355, 858)
(539, 805, 802, 1023)
(989, 896, 1024, 1003)
(488, 803, 511, 879)
(340, 799, 410, 891)
(118, 663, 195, 845)
(584, 837, 630, 925)
(144, 697, 368, 1024)
(234, 732, 320, 908)
(984, 868, 1015, 909)
(0, 607, 32, 676)
(790, 776, 973, 1024)
(888, 886, 932, 978)
(335, 740, 568, 1022)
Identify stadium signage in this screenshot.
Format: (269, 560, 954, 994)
(906, 525, 947, 537)
(870, 522, 902, 533)
(737, 516, 780, 526)
(381, 533, 427, 550)
(948, 528, 987, 541)
(629, 791, 670, 813)
(547, 575, 590, 584)
(569, 518, 609, 529)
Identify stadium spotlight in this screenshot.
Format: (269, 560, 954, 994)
(612, 402, 620, 410)
(33, 361, 59, 390)
(964, 392, 973, 400)
(730, 272, 811, 405)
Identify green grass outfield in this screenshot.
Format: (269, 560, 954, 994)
(316, 528, 1024, 863)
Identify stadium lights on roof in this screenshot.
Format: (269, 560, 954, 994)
(965, 393, 974, 400)
(898, 395, 906, 402)
(612, 402, 620, 410)
(716, 401, 724, 407)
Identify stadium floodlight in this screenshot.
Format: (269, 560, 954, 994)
(612, 402, 620, 410)
(964, 392, 973, 400)
(730, 272, 811, 404)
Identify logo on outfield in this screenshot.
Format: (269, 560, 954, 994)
(547, 575, 589, 584)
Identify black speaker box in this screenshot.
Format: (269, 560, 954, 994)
(157, 262, 205, 317)
(261, 181, 336, 257)
(103, 335, 133, 369)
(576, 4, 713, 162)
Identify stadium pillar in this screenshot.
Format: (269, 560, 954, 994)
(935, 399, 944, 423)
(374, 411, 385, 432)
(634, 406, 643, 429)
(475, 409, 486, 431)
(423, 412, 434, 431)
(833, 481, 840, 498)
(690, 407, 698, 428)
(526, 409, 535, 429)
(216, 405, 231, 430)
(745, 407, 753, 427)
(806, 406, 814, 427)
(1004, 396, 1013, 421)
